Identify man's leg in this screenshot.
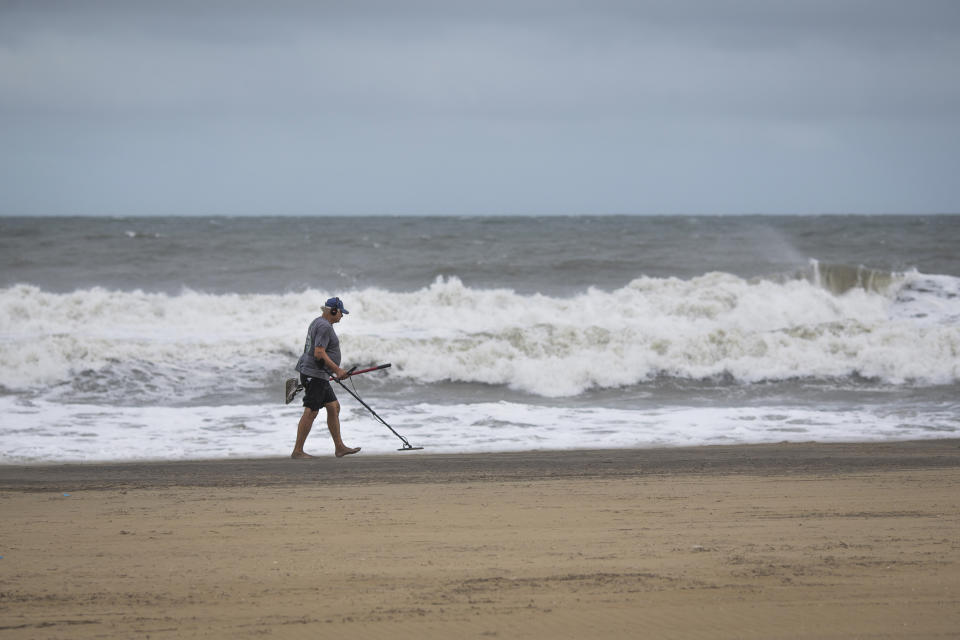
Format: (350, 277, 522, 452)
(325, 400, 360, 457)
(291, 407, 319, 459)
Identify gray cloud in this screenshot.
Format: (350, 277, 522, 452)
(1, 0, 959, 215)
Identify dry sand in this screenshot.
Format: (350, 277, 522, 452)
(1, 440, 959, 639)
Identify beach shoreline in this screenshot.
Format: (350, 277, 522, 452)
(2, 440, 959, 639)
(3, 438, 960, 490)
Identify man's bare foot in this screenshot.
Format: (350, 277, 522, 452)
(291, 451, 316, 459)
(335, 446, 361, 458)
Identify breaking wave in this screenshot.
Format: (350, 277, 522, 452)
(1, 266, 958, 401)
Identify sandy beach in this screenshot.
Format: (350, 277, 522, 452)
(2, 440, 959, 639)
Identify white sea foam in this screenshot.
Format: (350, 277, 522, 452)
(2, 271, 958, 401)
(3, 272, 958, 463)
(1, 395, 955, 464)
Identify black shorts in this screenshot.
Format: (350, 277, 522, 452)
(301, 373, 337, 410)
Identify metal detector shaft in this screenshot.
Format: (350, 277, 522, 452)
(332, 378, 421, 450)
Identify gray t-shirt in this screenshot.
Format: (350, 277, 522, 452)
(295, 316, 341, 378)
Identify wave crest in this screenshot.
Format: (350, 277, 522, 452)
(2, 270, 958, 399)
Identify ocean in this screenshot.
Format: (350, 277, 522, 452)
(1, 215, 958, 463)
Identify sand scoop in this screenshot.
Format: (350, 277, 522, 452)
(284, 363, 423, 451)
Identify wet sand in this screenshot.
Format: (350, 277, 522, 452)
(2, 440, 959, 638)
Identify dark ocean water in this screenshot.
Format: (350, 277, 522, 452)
(1, 215, 958, 462)
(3, 215, 958, 294)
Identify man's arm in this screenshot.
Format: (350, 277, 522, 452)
(314, 346, 347, 379)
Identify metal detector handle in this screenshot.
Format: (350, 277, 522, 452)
(348, 363, 392, 376)
(328, 363, 392, 381)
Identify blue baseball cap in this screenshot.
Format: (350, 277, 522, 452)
(325, 296, 349, 314)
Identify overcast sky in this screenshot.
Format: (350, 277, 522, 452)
(1, 0, 958, 216)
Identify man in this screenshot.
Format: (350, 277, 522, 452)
(291, 296, 361, 459)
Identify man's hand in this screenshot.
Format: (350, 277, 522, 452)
(315, 345, 347, 380)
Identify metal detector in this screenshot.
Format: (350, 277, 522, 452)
(285, 363, 423, 451)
